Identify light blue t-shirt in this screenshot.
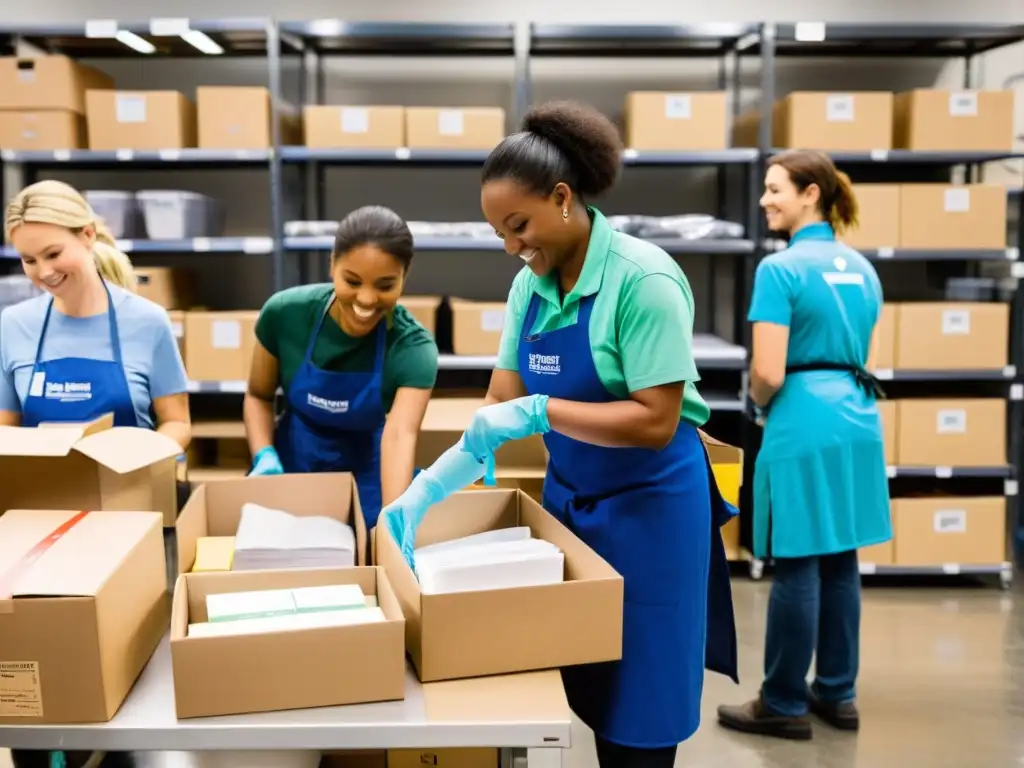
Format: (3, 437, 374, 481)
(748, 221, 884, 460)
(0, 284, 189, 428)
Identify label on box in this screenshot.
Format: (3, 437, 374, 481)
(949, 92, 978, 117)
(664, 94, 692, 120)
(211, 320, 242, 349)
(438, 110, 465, 136)
(933, 509, 967, 534)
(0, 661, 43, 717)
(941, 309, 970, 335)
(480, 309, 504, 333)
(116, 94, 148, 124)
(825, 95, 855, 122)
(936, 409, 967, 434)
(16, 61, 36, 83)
(171, 321, 184, 338)
(340, 107, 369, 134)
(944, 188, 970, 213)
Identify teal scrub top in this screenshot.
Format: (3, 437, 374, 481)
(748, 221, 892, 558)
(496, 207, 710, 427)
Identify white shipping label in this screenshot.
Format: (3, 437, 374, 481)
(340, 107, 369, 134)
(0, 661, 43, 718)
(664, 94, 692, 120)
(825, 95, 855, 122)
(16, 63, 36, 83)
(941, 309, 971, 335)
(438, 109, 465, 136)
(115, 94, 147, 124)
(936, 408, 967, 434)
(949, 92, 978, 117)
(480, 309, 505, 333)
(211, 320, 242, 350)
(171, 321, 184, 338)
(934, 509, 967, 534)
(944, 188, 970, 213)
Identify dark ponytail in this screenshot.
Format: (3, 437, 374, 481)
(481, 100, 623, 199)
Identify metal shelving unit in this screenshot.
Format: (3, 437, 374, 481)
(0, 18, 292, 289)
(741, 21, 1024, 587)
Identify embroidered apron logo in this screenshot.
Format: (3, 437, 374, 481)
(528, 353, 561, 375)
(307, 393, 350, 414)
(44, 381, 92, 402)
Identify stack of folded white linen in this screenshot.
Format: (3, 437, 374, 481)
(232, 503, 356, 570)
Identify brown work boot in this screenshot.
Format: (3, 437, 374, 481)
(809, 693, 860, 731)
(717, 695, 813, 741)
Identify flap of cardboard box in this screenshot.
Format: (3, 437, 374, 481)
(0, 509, 162, 608)
(699, 430, 743, 466)
(73, 427, 184, 473)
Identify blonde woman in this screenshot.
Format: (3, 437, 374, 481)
(1, 180, 191, 448)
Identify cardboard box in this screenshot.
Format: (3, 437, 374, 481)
(0, 509, 168, 724)
(623, 91, 727, 151)
(893, 497, 1005, 566)
(859, 539, 894, 567)
(895, 303, 1009, 370)
(841, 184, 900, 250)
(707, 434, 743, 559)
(877, 400, 897, 465)
(0, 55, 113, 114)
(406, 107, 505, 151)
(197, 86, 300, 150)
(304, 105, 405, 149)
(86, 90, 197, 151)
(167, 310, 186, 360)
(868, 303, 898, 372)
(136, 267, 197, 311)
(387, 751, 498, 768)
(0, 417, 183, 527)
(898, 184, 1007, 250)
(450, 299, 505, 356)
(772, 92, 893, 151)
(893, 89, 1015, 152)
(184, 310, 259, 383)
(175, 472, 368, 574)
(378, 487, 623, 682)
(399, 295, 442, 337)
(170, 566, 405, 718)
(0, 111, 84, 151)
(896, 398, 1006, 467)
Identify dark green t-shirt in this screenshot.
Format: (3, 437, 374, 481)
(255, 283, 438, 412)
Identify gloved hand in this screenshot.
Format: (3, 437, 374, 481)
(381, 437, 489, 570)
(250, 445, 284, 476)
(461, 395, 551, 484)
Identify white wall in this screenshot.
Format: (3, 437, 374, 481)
(4, 1, 1023, 338)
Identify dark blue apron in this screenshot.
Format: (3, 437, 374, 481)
(518, 291, 738, 748)
(22, 281, 139, 428)
(275, 295, 387, 529)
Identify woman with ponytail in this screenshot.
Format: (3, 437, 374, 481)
(1, 180, 190, 448)
(717, 150, 891, 740)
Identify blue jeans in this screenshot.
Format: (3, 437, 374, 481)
(762, 550, 860, 717)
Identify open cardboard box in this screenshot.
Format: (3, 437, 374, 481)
(0, 509, 168, 724)
(170, 566, 406, 718)
(0, 413, 183, 527)
(176, 472, 368, 576)
(377, 487, 623, 682)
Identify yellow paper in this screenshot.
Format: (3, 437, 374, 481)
(193, 536, 236, 572)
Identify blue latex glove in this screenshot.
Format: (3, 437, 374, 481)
(381, 437, 489, 570)
(249, 445, 284, 476)
(461, 395, 551, 485)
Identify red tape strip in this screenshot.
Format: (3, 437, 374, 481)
(0, 511, 91, 601)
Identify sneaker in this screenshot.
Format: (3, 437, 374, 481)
(717, 695, 813, 741)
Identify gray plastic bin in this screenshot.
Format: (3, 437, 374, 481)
(84, 190, 142, 239)
(136, 190, 226, 240)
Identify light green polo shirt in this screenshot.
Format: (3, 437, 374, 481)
(496, 208, 710, 427)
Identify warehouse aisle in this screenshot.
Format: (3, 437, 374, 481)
(566, 578, 1024, 768)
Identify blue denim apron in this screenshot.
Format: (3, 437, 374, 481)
(275, 295, 387, 528)
(22, 281, 139, 428)
(518, 292, 738, 748)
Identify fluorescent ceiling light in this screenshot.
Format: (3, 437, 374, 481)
(115, 30, 156, 54)
(181, 29, 224, 55)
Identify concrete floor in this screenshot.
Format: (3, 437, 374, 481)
(3, 577, 1022, 768)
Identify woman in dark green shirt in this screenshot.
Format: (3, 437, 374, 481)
(243, 205, 438, 529)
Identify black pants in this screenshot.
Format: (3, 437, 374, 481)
(595, 737, 678, 768)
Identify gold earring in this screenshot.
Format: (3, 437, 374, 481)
(562, 209, 569, 220)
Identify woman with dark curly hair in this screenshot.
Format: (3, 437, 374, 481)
(383, 100, 739, 768)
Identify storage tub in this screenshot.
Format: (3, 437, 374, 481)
(84, 190, 142, 239)
(137, 190, 226, 240)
